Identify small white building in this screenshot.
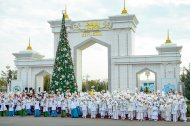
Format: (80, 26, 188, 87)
(11, 8, 182, 93)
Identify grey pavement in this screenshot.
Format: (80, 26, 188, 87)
(0, 117, 189, 126)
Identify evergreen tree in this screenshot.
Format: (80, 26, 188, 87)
(50, 14, 77, 93)
(181, 65, 190, 100)
(1, 66, 17, 92)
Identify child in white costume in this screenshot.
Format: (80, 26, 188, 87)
(165, 102, 172, 121)
(90, 100, 97, 119)
(99, 99, 107, 119)
(120, 100, 126, 120)
(143, 102, 148, 120)
(112, 100, 119, 120)
(57, 98, 62, 114)
(70, 98, 79, 118)
(40, 98, 44, 114)
(43, 99, 49, 117)
(128, 98, 134, 120)
(81, 100, 88, 118)
(171, 100, 179, 122)
(61, 99, 67, 117)
(34, 98, 40, 117)
(8, 99, 14, 116)
(124, 99, 129, 117)
(21, 100, 26, 116)
(51, 100, 58, 117)
(136, 100, 144, 121)
(107, 99, 113, 118)
(133, 98, 137, 119)
(26, 97, 32, 115)
(67, 97, 72, 115)
(15, 100, 22, 115)
(147, 102, 153, 120)
(180, 99, 187, 122)
(159, 103, 165, 120)
(0, 99, 7, 116)
(64, 97, 69, 114)
(151, 102, 158, 121)
(87, 98, 92, 115)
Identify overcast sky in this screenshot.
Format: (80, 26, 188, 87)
(0, 0, 190, 80)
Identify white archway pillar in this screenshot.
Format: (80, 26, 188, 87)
(76, 49, 82, 91)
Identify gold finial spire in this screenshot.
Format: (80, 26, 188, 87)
(121, 0, 128, 14)
(165, 30, 172, 44)
(63, 5, 69, 20)
(26, 37, 32, 50)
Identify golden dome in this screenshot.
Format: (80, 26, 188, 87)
(165, 30, 172, 44)
(26, 38, 32, 50)
(121, 0, 128, 14)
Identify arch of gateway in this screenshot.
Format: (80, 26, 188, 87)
(11, 7, 182, 93)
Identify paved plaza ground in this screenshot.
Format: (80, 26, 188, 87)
(0, 117, 189, 126)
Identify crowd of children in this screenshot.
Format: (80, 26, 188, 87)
(0, 90, 188, 122)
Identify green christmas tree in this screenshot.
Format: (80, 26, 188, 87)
(50, 14, 77, 93)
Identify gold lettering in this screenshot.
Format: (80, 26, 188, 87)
(81, 31, 102, 37)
